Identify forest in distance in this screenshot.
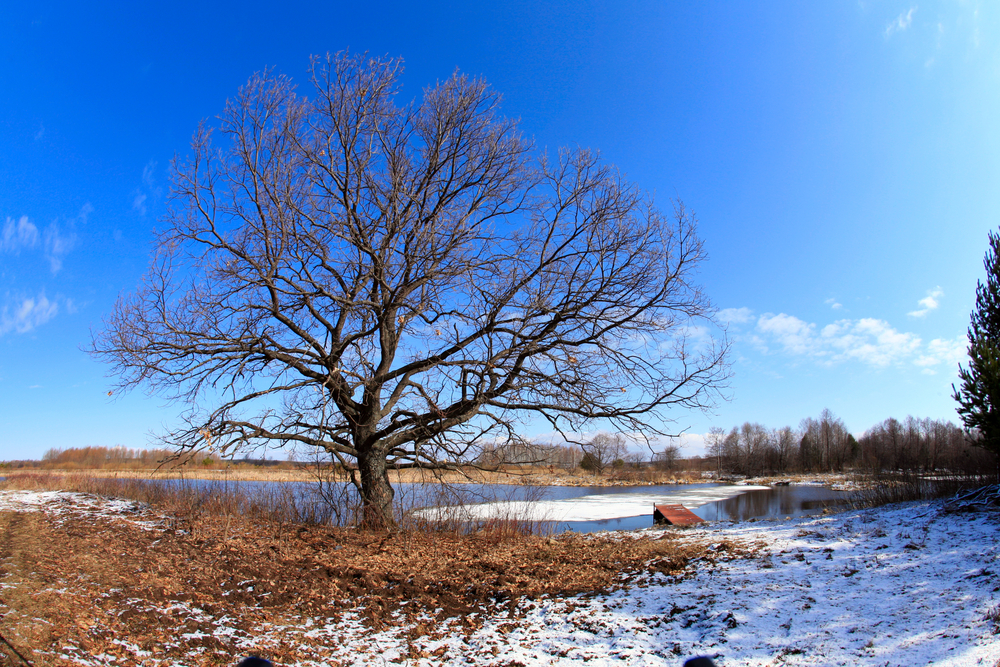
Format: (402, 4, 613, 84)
(703, 409, 997, 479)
(15, 410, 997, 481)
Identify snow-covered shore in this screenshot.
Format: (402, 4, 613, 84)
(284, 500, 1000, 666)
(0, 490, 997, 666)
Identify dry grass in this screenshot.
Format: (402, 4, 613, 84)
(0, 477, 745, 666)
(6, 465, 707, 487)
(849, 471, 996, 508)
(1, 472, 560, 535)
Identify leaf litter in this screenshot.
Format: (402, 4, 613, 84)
(0, 490, 996, 665)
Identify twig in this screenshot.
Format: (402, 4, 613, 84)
(0, 630, 32, 667)
(950, 485, 1000, 509)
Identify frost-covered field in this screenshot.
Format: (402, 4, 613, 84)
(0, 490, 997, 666)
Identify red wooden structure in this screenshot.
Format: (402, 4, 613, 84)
(653, 504, 705, 526)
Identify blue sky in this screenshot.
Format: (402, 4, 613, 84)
(2, 1, 998, 460)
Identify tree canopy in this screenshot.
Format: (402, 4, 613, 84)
(92, 52, 729, 529)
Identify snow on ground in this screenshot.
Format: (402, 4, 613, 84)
(0, 489, 158, 529)
(256, 500, 1000, 666)
(3, 490, 999, 666)
(413, 485, 773, 523)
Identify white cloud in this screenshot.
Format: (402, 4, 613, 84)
(142, 160, 157, 187)
(914, 335, 968, 374)
(927, 335, 967, 366)
(0, 293, 58, 335)
(43, 202, 90, 274)
(753, 313, 922, 368)
(885, 7, 917, 37)
(132, 193, 148, 216)
(1, 216, 40, 252)
(709, 302, 966, 374)
(672, 432, 707, 458)
(44, 223, 76, 273)
(757, 313, 818, 356)
(908, 286, 943, 318)
(132, 160, 160, 217)
(825, 298, 843, 310)
(716, 307, 755, 325)
(823, 317, 922, 366)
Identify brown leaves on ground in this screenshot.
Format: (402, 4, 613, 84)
(0, 496, 752, 666)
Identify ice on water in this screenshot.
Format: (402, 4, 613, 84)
(413, 485, 771, 523)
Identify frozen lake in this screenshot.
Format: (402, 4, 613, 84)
(164, 478, 852, 533)
(412, 482, 851, 532)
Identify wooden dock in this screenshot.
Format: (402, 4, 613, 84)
(653, 504, 705, 526)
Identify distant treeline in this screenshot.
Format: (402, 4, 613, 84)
(12, 411, 994, 478)
(706, 409, 997, 477)
(4, 446, 293, 470)
(475, 441, 584, 469)
(41, 446, 180, 469)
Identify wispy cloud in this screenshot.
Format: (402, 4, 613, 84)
(33, 123, 45, 141)
(132, 193, 148, 216)
(132, 160, 161, 217)
(1, 216, 40, 253)
(0, 293, 59, 335)
(44, 224, 75, 273)
(908, 286, 943, 318)
(716, 307, 755, 325)
(825, 298, 843, 310)
(727, 306, 961, 373)
(43, 202, 90, 274)
(885, 6, 917, 38)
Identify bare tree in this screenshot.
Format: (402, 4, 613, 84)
(580, 433, 627, 475)
(92, 52, 729, 530)
(738, 422, 771, 477)
(705, 425, 726, 477)
(654, 442, 682, 471)
(773, 426, 797, 473)
(623, 450, 646, 470)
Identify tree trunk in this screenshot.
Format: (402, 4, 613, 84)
(357, 447, 396, 531)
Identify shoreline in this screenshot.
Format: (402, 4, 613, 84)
(0, 488, 995, 665)
(2, 466, 709, 487)
(2, 467, 854, 489)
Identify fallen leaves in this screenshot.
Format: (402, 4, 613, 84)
(0, 491, 757, 666)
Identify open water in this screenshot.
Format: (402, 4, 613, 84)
(170, 477, 850, 534)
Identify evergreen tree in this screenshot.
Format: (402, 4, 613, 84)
(953, 231, 1000, 469)
(579, 451, 600, 473)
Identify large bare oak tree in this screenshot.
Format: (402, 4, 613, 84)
(93, 53, 729, 529)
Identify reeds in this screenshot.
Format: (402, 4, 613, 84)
(849, 470, 995, 508)
(0, 471, 553, 538)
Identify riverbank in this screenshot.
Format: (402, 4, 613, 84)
(2, 465, 711, 487)
(0, 488, 721, 666)
(3, 466, 865, 489)
(0, 489, 996, 665)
